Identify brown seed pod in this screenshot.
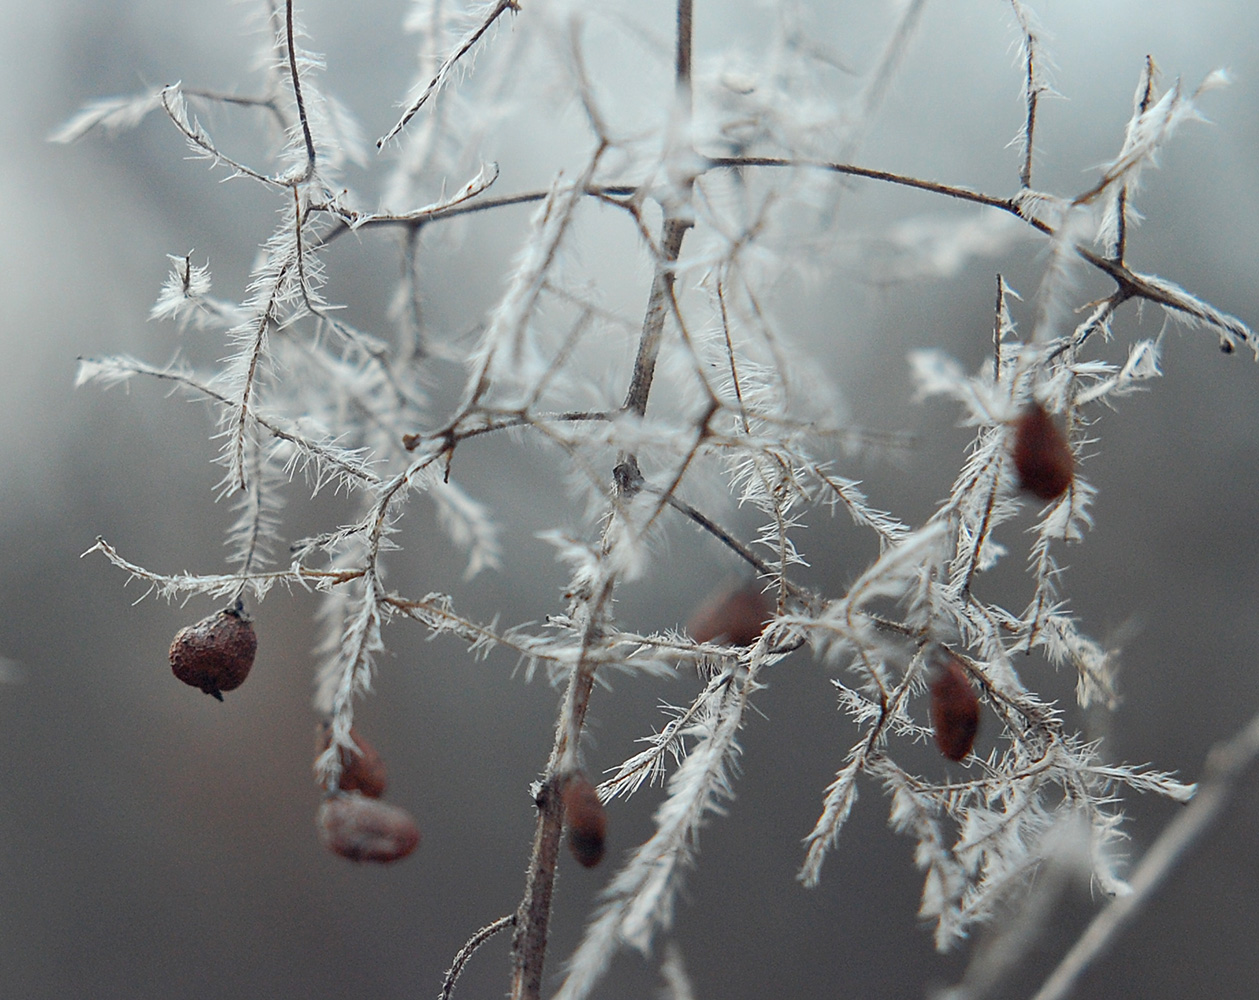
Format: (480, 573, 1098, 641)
(1011, 401, 1074, 501)
(316, 723, 388, 799)
(927, 646, 980, 762)
(316, 792, 420, 863)
(561, 771, 607, 868)
(686, 582, 773, 646)
(169, 603, 257, 701)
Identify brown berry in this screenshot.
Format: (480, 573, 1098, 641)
(687, 582, 773, 646)
(169, 602, 257, 701)
(562, 772, 607, 868)
(1011, 401, 1074, 501)
(927, 646, 980, 762)
(316, 723, 387, 799)
(316, 792, 420, 863)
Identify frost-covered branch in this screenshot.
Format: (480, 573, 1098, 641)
(58, 2, 1254, 998)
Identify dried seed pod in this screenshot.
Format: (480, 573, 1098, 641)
(562, 772, 607, 868)
(316, 792, 420, 864)
(687, 582, 773, 646)
(169, 603, 257, 701)
(927, 647, 980, 762)
(1011, 401, 1074, 501)
(316, 723, 387, 799)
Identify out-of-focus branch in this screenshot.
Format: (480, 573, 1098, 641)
(1028, 707, 1259, 1000)
(622, 0, 694, 420)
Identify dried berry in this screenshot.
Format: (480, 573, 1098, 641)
(562, 771, 607, 868)
(1011, 401, 1074, 501)
(169, 602, 257, 701)
(687, 582, 773, 646)
(927, 647, 980, 762)
(316, 723, 387, 799)
(316, 792, 420, 863)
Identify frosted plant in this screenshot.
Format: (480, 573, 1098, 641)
(55, 1, 1254, 998)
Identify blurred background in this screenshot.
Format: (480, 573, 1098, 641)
(2, 1, 1258, 997)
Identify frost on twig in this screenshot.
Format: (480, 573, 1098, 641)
(377, 0, 521, 149)
(554, 664, 761, 1000)
(60, 2, 1252, 998)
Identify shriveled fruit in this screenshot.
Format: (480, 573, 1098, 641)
(561, 771, 607, 868)
(169, 603, 257, 701)
(926, 646, 980, 762)
(1011, 401, 1074, 501)
(687, 582, 773, 646)
(316, 792, 420, 863)
(316, 722, 387, 799)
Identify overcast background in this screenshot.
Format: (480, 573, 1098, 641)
(2, 2, 1258, 998)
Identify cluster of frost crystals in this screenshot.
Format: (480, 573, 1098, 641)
(58, 1, 1250, 996)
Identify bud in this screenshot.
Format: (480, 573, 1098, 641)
(1011, 401, 1074, 501)
(316, 793, 420, 863)
(169, 603, 257, 701)
(927, 647, 980, 762)
(687, 582, 773, 646)
(562, 771, 607, 868)
(317, 723, 388, 799)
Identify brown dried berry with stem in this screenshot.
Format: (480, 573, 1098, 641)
(316, 722, 387, 799)
(561, 771, 607, 868)
(316, 792, 421, 863)
(686, 581, 774, 646)
(926, 646, 980, 762)
(169, 600, 257, 701)
(1011, 401, 1074, 501)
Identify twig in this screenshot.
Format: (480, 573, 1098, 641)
(1114, 56, 1156, 264)
(621, 0, 694, 418)
(509, 7, 695, 999)
(377, 0, 521, 149)
(158, 86, 278, 187)
(282, 0, 317, 179)
(509, 574, 616, 1000)
(1009, 0, 1044, 189)
(440, 914, 515, 1000)
(703, 154, 1250, 346)
(621, 214, 691, 418)
(838, 0, 927, 163)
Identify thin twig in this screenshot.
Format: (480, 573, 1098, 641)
(1009, 0, 1042, 189)
(283, 0, 317, 179)
(509, 575, 615, 1000)
(440, 914, 515, 1000)
(838, 0, 927, 163)
(1115, 56, 1156, 264)
(621, 217, 691, 417)
(158, 87, 278, 187)
(377, 0, 521, 148)
(621, 0, 695, 418)
(703, 154, 1250, 345)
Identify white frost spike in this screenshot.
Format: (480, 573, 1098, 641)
(1074, 337, 1162, 405)
(1088, 66, 1228, 253)
(813, 521, 949, 643)
(313, 578, 384, 770)
(430, 474, 502, 578)
(49, 88, 165, 143)
(798, 755, 862, 887)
